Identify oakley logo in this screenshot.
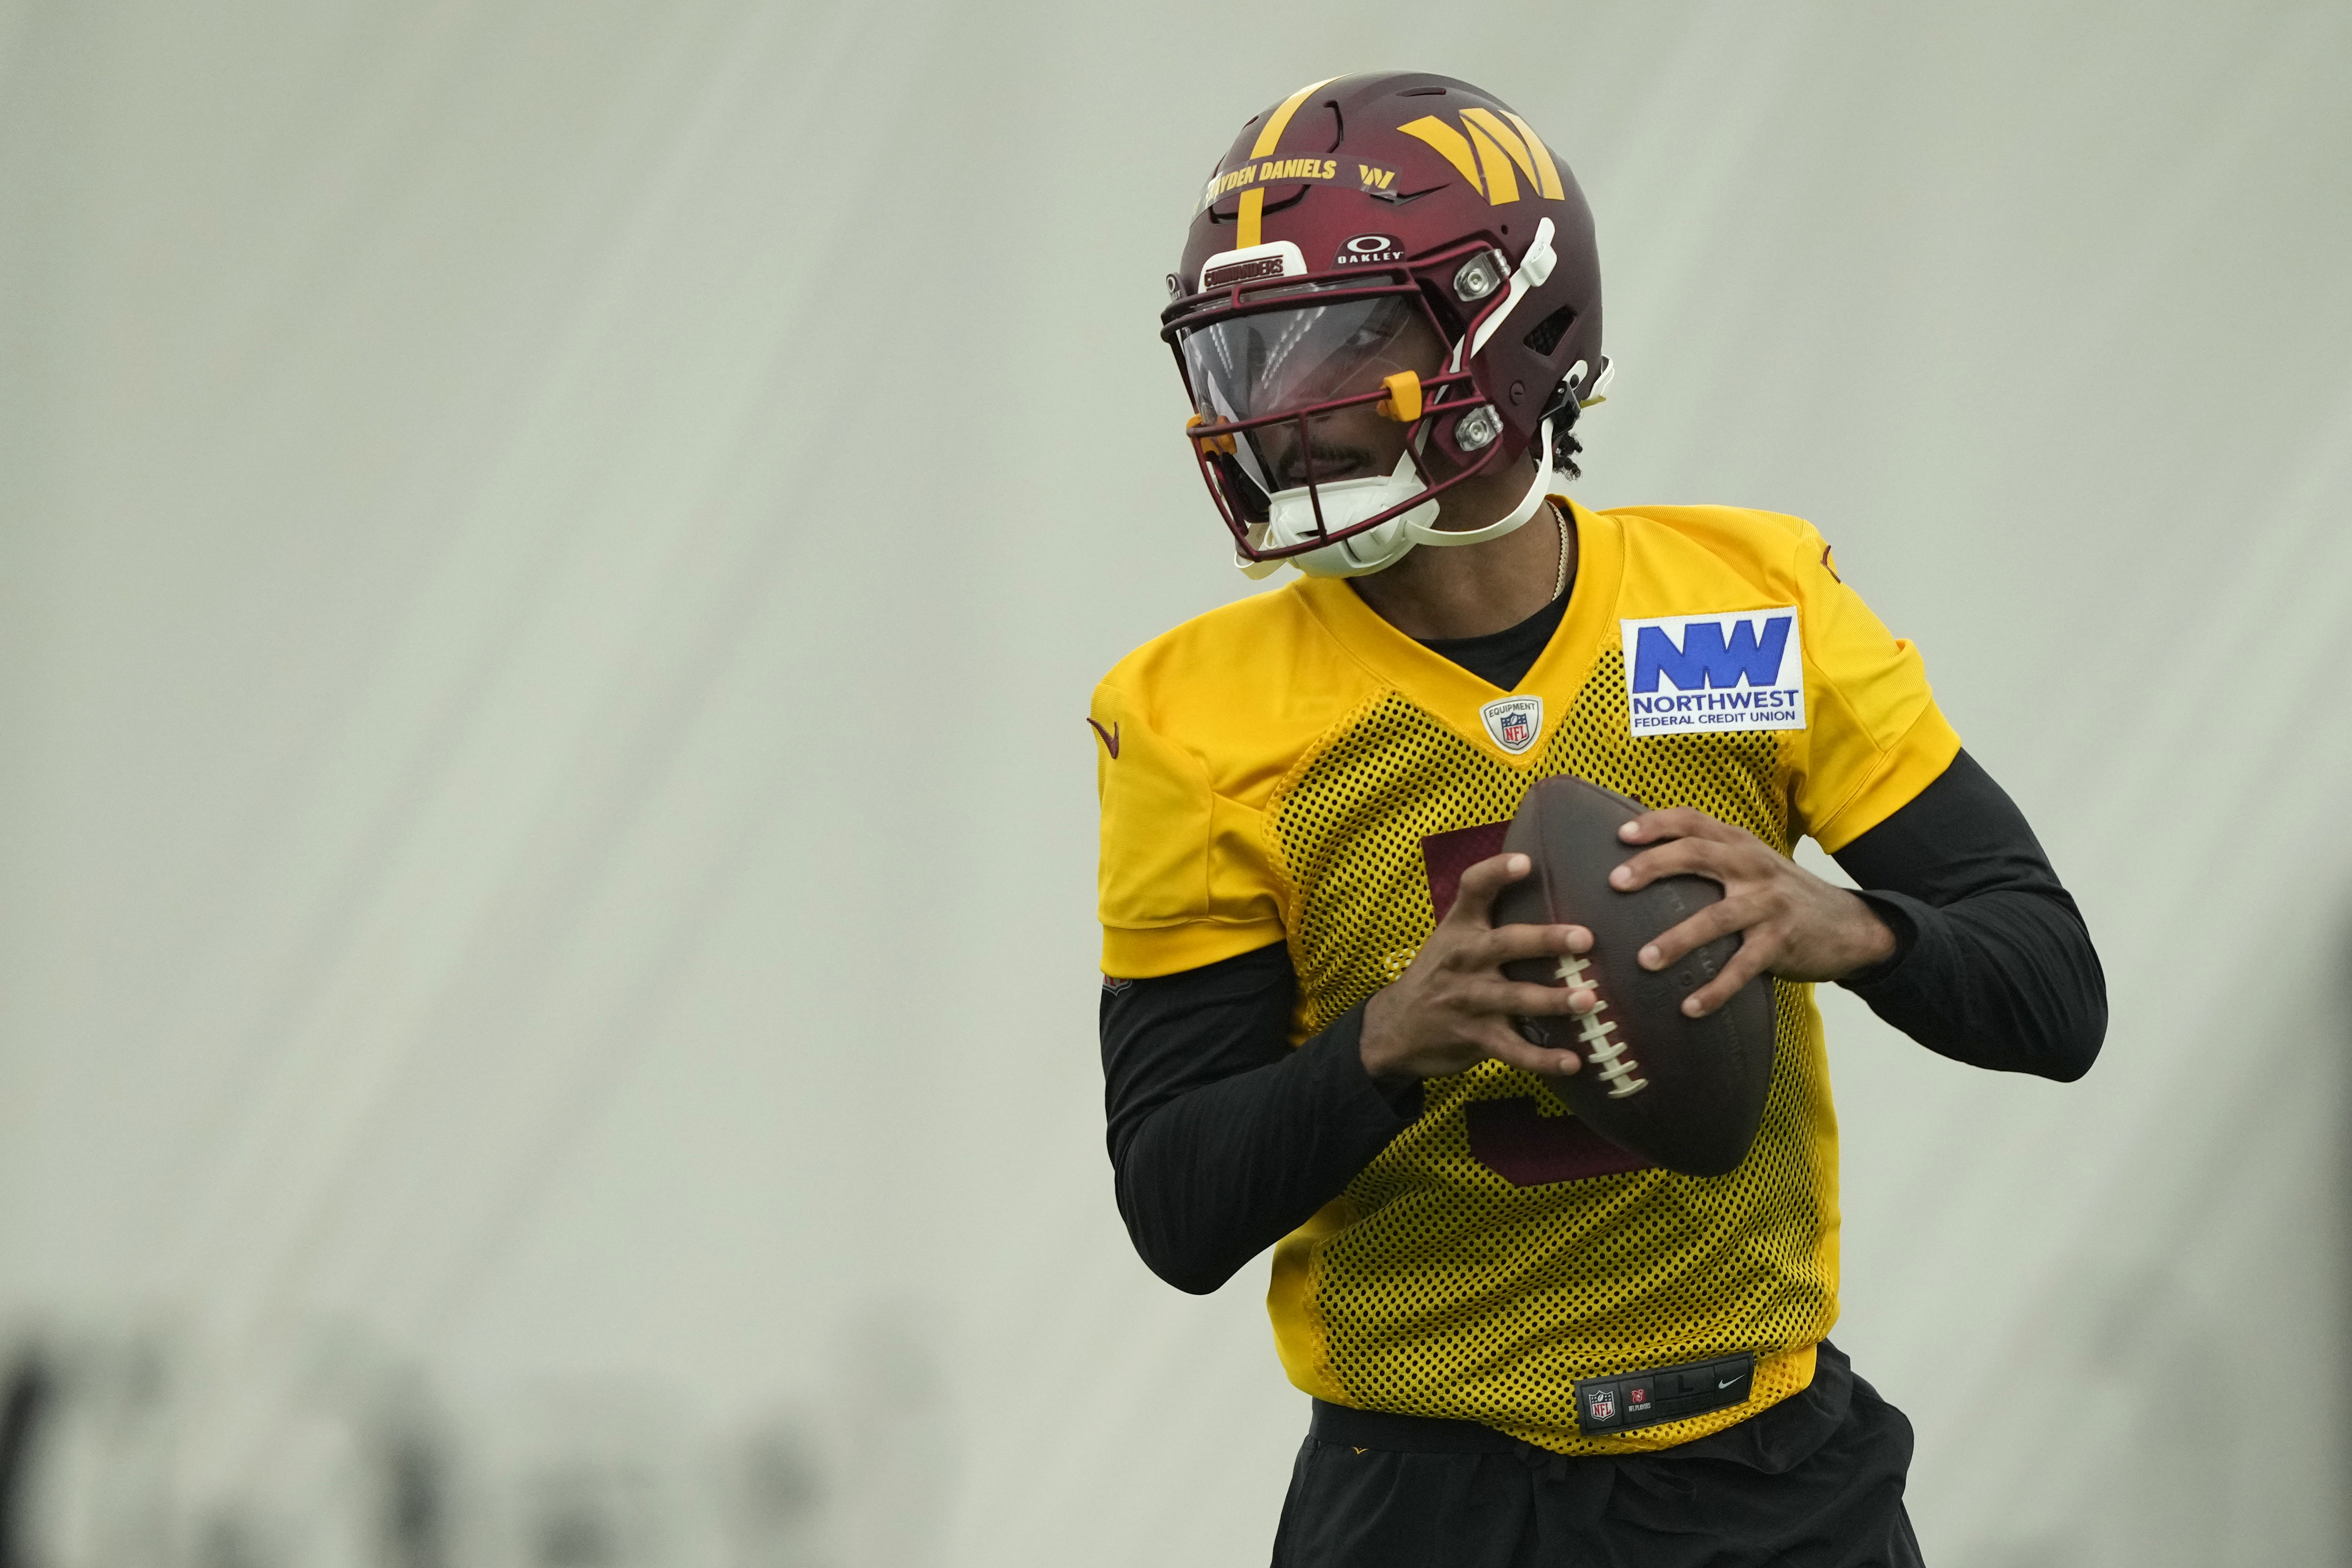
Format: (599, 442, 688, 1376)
(1087, 718, 1121, 759)
(1396, 108, 1567, 206)
(1335, 233, 1404, 268)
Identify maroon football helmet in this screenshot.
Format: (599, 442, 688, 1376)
(1162, 72, 1608, 577)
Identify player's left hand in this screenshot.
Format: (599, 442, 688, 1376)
(1609, 808, 1897, 1018)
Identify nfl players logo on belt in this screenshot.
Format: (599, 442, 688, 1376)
(1090, 67, 2101, 1568)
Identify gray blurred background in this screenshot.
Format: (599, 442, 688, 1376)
(2, 1, 2348, 1563)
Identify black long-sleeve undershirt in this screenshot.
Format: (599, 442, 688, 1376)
(1099, 745, 2106, 1295)
(1834, 751, 2105, 1078)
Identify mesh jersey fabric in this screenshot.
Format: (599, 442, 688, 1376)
(1089, 501, 1961, 1455)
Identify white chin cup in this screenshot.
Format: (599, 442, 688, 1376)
(1262, 450, 1437, 578)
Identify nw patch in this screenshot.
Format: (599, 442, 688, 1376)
(1619, 608, 1806, 736)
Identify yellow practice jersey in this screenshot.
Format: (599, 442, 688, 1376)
(1090, 500, 1961, 1455)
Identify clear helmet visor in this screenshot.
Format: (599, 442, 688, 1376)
(1178, 294, 1445, 499)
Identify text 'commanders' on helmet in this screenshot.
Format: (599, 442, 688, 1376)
(1162, 72, 1611, 579)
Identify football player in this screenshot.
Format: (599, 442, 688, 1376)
(1093, 72, 2104, 1568)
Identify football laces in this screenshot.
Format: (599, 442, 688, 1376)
(1553, 951, 1650, 1099)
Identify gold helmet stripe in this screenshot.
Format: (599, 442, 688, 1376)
(1251, 75, 1340, 158)
(1233, 75, 1337, 246)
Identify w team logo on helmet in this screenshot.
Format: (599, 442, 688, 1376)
(1392, 106, 1569, 206)
(1162, 73, 1611, 579)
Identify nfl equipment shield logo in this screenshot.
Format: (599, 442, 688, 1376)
(1586, 1387, 1617, 1423)
(1478, 695, 1544, 756)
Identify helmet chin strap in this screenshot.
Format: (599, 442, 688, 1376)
(1404, 414, 1558, 550)
(1237, 415, 1560, 577)
(1401, 215, 1561, 552)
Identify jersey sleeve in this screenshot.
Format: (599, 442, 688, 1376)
(1787, 524, 1963, 852)
(1093, 679, 1288, 978)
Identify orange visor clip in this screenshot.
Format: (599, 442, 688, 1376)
(1185, 412, 1236, 454)
(1376, 370, 1423, 423)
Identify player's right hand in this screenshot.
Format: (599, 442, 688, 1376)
(1359, 852, 1596, 1085)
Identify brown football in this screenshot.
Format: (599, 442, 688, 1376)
(1490, 775, 1776, 1178)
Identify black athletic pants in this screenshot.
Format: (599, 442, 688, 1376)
(1270, 1343, 1924, 1568)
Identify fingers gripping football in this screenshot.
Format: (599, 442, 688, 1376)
(1360, 853, 1596, 1084)
(1611, 809, 1898, 1016)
